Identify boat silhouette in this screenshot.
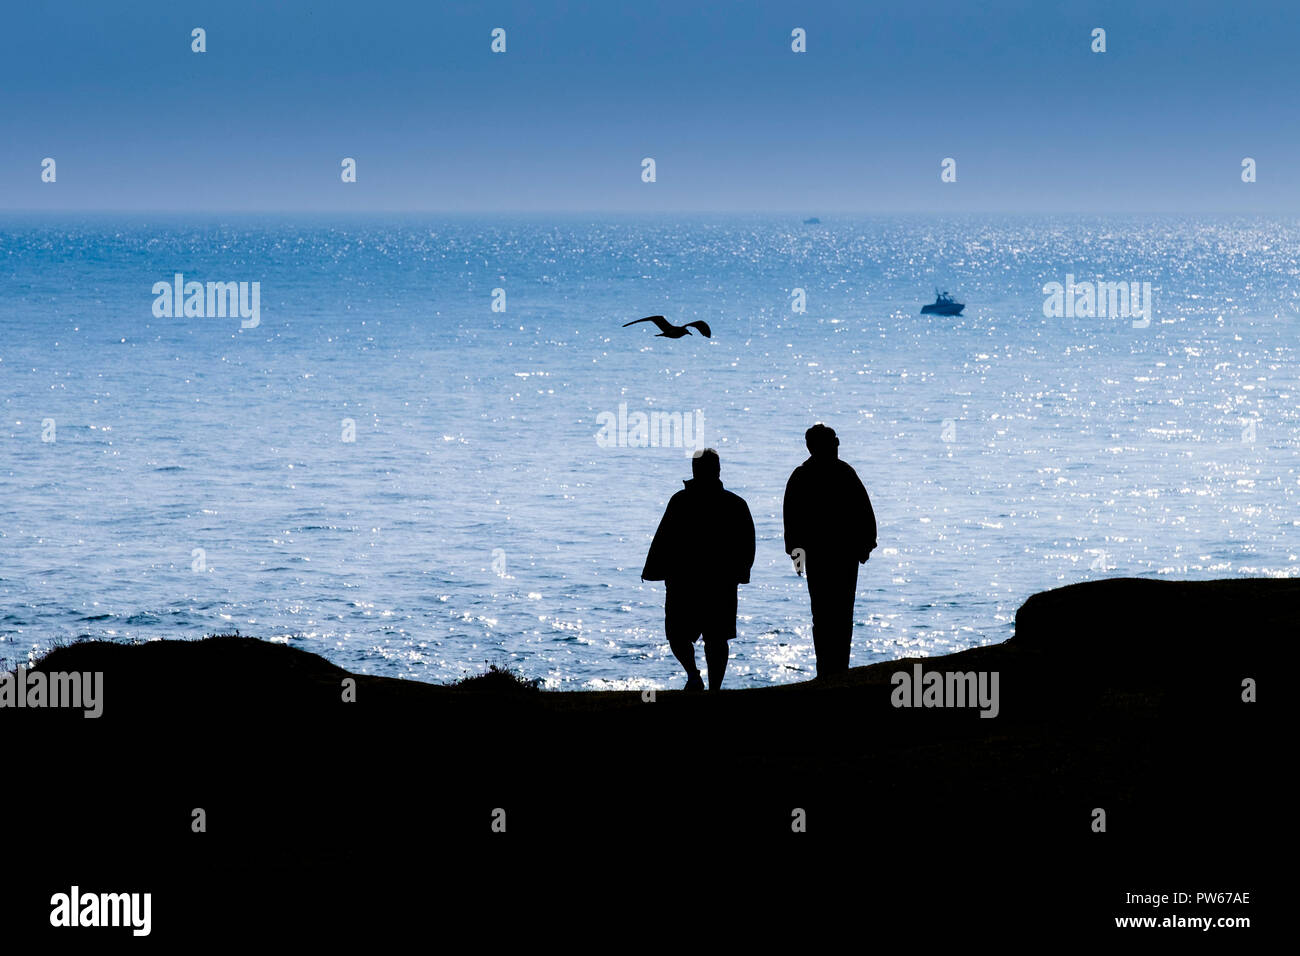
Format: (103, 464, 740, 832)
(920, 289, 964, 315)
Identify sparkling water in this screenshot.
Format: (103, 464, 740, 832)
(1, 214, 1296, 687)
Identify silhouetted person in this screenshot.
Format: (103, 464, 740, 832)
(641, 449, 755, 690)
(784, 424, 877, 677)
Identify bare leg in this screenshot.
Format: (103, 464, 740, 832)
(704, 639, 728, 690)
(669, 635, 699, 681)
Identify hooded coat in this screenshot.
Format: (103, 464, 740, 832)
(641, 476, 756, 588)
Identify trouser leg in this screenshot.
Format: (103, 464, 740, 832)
(833, 561, 858, 671)
(807, 558, 858, 676)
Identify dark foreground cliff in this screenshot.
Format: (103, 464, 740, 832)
(7, 577, 1284, 939)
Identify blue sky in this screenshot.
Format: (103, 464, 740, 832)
(1, 0, 1296, 212)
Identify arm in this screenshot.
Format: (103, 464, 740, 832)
(782, 469, 802, 556)
(783, 469, 808, 575)
(738, 501, 756, 585)
(851, 468, 877, 562)
(640, 496, 679, 582)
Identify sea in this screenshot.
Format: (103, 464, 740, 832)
(1, 214, 1296, 688)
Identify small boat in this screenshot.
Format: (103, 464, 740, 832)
(803, 217, 821, 224)
(920, 289, 964, 315)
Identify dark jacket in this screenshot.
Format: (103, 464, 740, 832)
(783, 455, 877, 562)
(641, 477, 756, 587)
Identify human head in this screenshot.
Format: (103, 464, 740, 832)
(691, 447, 721, 479)
(805, 423, 839, 458)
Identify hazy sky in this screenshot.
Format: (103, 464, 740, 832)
(1, 0, 1296, 212)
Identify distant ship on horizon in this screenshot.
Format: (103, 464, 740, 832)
(920, 289, 964, 315)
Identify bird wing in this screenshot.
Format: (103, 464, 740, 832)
(685, 320, 712, 338)
(623, 315, 672, 332)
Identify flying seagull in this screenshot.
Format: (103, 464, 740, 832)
(622, 315, 712, 339)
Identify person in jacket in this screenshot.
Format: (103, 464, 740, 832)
(783, 424, 877, 677)
(641, 448, 756, 691)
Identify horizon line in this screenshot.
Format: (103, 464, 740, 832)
(3, 208, 1296, 218)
